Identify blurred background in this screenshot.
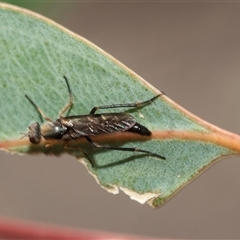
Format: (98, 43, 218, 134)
(1, 1, 240, 239)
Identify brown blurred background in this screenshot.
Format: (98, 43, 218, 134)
(1, 1, 240, 238)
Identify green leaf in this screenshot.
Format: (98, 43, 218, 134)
(0, 3, 239, 208)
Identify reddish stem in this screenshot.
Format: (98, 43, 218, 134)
(0, 217, 141, 240)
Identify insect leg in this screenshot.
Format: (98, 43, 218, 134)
(25, 94, 53, 122)
(64, 145, 94, 167)
(85, 136, 166, 160)
(89, 93, 163, 114)
(59, 76, 73, 117)
(78, 148, 94, 167)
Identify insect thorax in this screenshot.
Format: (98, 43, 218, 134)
(41, 120, 67, 140)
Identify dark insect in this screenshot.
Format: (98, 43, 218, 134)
(23, 76, 165, 167)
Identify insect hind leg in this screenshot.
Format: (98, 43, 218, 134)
(89, 93, 163, 114)
(85, 136, 166, 160)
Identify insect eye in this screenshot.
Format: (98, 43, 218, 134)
(28, 122, 41, 144)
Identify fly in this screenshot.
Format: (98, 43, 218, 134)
(23, 76, 165, 167)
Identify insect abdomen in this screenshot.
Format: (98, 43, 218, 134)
(128, 122, 152, 136)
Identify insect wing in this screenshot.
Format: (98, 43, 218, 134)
(61, 113, 137, 139)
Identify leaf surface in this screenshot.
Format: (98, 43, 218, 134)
(0, 3, 239, 207)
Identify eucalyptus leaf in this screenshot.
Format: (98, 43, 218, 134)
(0, 3, 239, 207)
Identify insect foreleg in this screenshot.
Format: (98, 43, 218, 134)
(25, 94, 53, 122)
(89, 93, 163, 114)
(59, 75, 73, 117)
(85, 136, 166, 160)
